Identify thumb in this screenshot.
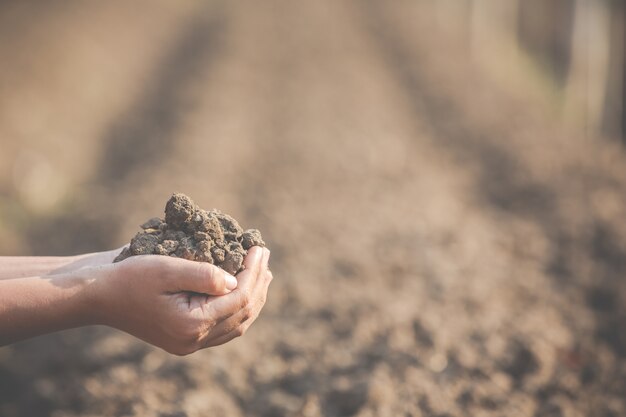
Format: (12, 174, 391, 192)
(169, 260, 238, 295)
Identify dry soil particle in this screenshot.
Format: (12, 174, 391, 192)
(114, 193, 265, 275)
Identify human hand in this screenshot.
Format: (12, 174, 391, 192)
(91, 246, 272, 355)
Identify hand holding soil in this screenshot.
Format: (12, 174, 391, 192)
(97, 194, 271, 354)
(94, 246, 272, 355)
(0, 194, 272, 355)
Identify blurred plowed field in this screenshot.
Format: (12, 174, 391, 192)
(1, 2, 625, 416)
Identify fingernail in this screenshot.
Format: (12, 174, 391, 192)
(225, 273, 238, 290)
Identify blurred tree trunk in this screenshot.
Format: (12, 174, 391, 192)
(599, 0, 624, 141)
(620, 3, 626, 143)
(517, 0, 575, 87)
(562, 0, 611, 136)
(516, 0, 618, 140)
(429, 0, 622, 142)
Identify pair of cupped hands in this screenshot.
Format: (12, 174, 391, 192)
(96, 246, 272, 355)
(24, 246, 272, 355)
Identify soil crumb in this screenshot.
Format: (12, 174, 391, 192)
(114, 193, 265, 274)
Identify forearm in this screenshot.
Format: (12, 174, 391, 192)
(0, 269, 102, 345)
(0, 249, 120, 280)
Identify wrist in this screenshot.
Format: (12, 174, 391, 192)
(76, 263, 118, 326)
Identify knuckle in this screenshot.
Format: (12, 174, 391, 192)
(233, 326, 245, 337)
(241, 305, 253, 321)
(193, 262, 210, 287)
(239, 292, 251, 309)
(206, 267, 223, 291)
(194, 263, 221, 293)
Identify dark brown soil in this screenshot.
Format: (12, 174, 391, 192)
(114, 193, 265, 275)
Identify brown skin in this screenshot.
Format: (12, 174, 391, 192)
(0, 247, 272, 355)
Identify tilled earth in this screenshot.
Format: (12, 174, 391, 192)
(1, 2, 625, 416)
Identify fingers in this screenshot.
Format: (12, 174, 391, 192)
(236, 246, 265, 290)
(204, 302, 252, 342)
(158, 256, 238, 295)
(199, 248, 273, 348)
(202, 303, 259, 348)
(202, 299, 262, 348)
(205, 247, 266, 318)
(203, 328, 242, 348)
(205, 278, 255, 323)
(226, 253, 271, 332)
(201, 306, 257, 348)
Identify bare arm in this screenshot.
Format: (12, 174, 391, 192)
(0, 249, 120, 280)
(0, 269, 100, 344)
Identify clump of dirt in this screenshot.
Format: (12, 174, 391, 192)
(114, 193, 265, 275)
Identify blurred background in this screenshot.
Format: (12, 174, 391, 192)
(1, 1, 625, 416)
